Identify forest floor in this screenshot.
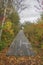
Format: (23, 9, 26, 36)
(0, 47, 43, 65)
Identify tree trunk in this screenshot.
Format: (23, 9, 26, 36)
(0, 8, 6, 41)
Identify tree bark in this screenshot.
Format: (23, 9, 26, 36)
(0, 6, 7, 41)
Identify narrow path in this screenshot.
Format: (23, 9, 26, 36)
(7, 30, 35, 56)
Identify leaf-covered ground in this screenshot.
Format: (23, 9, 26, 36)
(0, 48, 43, 65)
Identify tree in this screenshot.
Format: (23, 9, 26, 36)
(0, 0, 28, 41)
(13, 0, 28, 13)
(34, 0, 43, 13)
(0, 0, 7, 41)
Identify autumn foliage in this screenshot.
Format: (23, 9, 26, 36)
(0, 47, 43, 65)
(0, 11, 20, 51)
(24, 15, 43, 50)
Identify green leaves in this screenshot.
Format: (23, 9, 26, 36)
(8, 12, 20, 25)
(0, 41, 6, 51)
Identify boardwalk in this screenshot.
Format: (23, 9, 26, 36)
(7, 30, 35, 56)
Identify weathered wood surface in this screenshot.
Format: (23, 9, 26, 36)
(7, 30, 35, 56)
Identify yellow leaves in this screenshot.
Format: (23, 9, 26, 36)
(9, 29, 14, 35)
(4, 19, 14, 35)
(41, 44, 43, 49)
(4, 37, 7, 41)
(4, 20, 12, 31)
(6, 22, 12, 29)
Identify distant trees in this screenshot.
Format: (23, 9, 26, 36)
(37, 13, 43, 24)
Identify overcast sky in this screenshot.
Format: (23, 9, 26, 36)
(19, 0, 43, 23)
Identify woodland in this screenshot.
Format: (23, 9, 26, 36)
(0, 0, 43, 65)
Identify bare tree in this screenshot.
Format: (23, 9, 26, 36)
(13, 0, 29, 13)
(34, 0, 43, 13)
